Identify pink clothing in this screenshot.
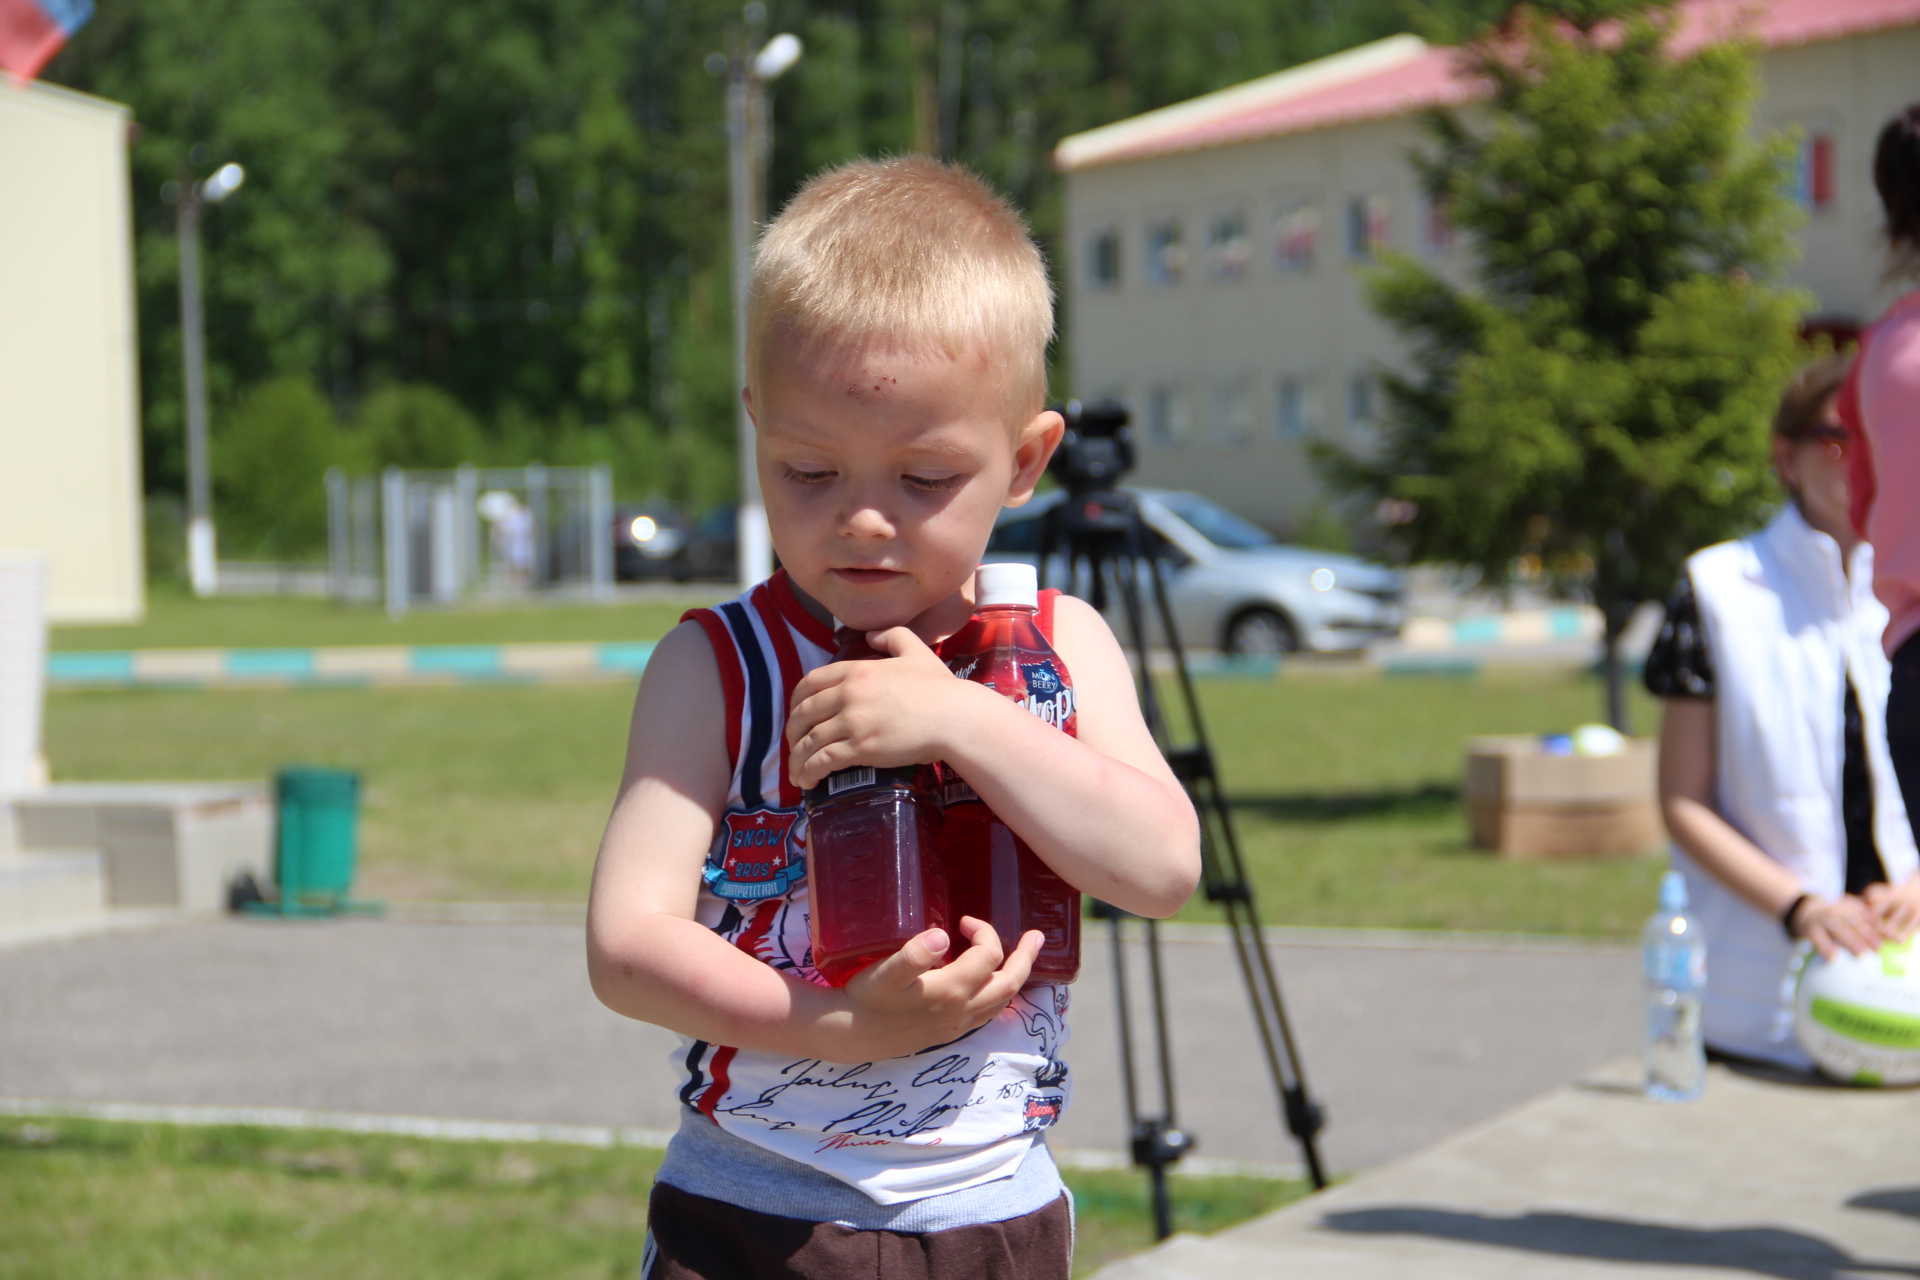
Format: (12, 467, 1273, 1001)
(1841, 289, 1920, 657)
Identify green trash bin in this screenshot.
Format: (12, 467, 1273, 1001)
(272, 766, 371, 915)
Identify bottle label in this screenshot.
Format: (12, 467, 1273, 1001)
(1645, 940, 1706, 991)
(1019, 660, 1076, 731)
(705, 806, 806, 901)
(944, 777, 980, 806)
(826, 766, 878, 796)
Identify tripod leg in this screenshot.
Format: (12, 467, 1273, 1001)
(1104, 907, 1142, 1135)
(1144, 917, 1178, 1128)
(1149, 1160, 1174, 1242)
(1140, 550, 1331, 1190)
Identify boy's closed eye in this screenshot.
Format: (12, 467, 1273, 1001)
(904, 472, 965, 492)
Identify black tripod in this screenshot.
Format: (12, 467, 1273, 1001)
(1038, 401, 1328, 1240)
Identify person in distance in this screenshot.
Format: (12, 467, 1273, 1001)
(1648, 355, 1920, 1074)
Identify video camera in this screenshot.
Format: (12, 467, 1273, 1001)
(1046, 399, 1134, 496)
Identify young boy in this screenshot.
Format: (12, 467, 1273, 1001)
(587, 156, 1201, 1280)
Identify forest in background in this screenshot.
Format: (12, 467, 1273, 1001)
(44, 0, 1505, 559)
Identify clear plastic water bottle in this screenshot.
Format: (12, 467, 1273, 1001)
(1643, 870, 1707, 1101)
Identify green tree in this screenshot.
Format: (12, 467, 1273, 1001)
(214, 376, 342, 559)
(1325, 0, 1806, 730)
(355, 384, 484, 470)
(47, 0, 1505, 531)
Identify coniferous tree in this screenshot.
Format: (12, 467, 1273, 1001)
(1323, 0, 1807, 730)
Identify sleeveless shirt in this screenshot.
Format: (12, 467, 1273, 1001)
(670, 570, 1073, 1207)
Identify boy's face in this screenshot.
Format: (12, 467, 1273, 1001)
(749, 336, 1060, 633)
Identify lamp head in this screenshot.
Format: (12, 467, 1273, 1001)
(200, 163, 246, 204)
(752, 33, 802, 81)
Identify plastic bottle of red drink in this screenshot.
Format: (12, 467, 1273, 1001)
(939, 563, 1081, 984)
(805, 628, 948, 987)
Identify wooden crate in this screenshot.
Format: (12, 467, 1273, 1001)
(1464, 735, 1662, 859)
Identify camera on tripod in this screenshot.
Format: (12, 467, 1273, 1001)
(1048, 399, 1135, 497)
(1031, 396, 1329, 1232)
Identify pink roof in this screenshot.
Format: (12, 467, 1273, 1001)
(1057, 0, 1920, 171)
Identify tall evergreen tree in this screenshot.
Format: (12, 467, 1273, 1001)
(1324, 0, 1807, 729)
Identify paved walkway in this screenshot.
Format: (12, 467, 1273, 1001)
(1092, 1059, 1920, 1278)
(0, 916, 1638, 1174)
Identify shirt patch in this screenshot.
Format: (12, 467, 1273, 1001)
(707, 807, 807, 900)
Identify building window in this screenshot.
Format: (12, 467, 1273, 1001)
(1794, 133, 1836, 211)
(1206, 211, 1250, 280)
(1087, 228, 1121, 289)
(1276, 376, 1313, 439)
(1346, 193, 1389, 261)
(1210, 377, 1251, 446)
(1347, 373, 1377, 427)
(1144, 219, 1185, 286)
(1272, 199, 1318, 273)
(1422, 192, 1456, 254)
(1145, 383, 1184, 445)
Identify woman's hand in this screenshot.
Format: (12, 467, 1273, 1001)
(1864, 878, 1920, 944)
(1791, 893, 1885, 959)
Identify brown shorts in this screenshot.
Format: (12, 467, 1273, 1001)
(643, 1181, 1072, 1280)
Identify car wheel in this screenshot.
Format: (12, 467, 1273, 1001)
(1225, 607, 1299, 656)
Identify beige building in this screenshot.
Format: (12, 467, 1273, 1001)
(0, 80, 143, 623)
(1056, 0, 1920, 532)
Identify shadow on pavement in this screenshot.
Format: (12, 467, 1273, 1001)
(1318, 1207, 1920, 1279)
(1850, 1187, 1920, 1223)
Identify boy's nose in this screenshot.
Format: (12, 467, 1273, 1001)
(842, 504, 897, 541)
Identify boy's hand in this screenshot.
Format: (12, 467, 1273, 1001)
(786, 627, 986, 790)
(833, 918, 1044, 1063)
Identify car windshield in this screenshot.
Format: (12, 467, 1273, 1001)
(1153, 492, 1274, 549)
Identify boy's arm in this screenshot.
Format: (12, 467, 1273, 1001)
(586, 620, 1039, 1062)
(786, 596, 1201, 917)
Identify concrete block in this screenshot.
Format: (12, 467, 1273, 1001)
(13, 783, 271, 910)
(0, 850, 105, 927)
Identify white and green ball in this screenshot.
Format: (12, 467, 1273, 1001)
(1794, 940, 1920, 1086)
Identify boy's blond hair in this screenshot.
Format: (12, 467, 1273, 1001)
(748, 156, 1054, 416)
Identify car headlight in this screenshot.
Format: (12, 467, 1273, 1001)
(630, 516, 658, 543)
(1310, 567, 1336, 592)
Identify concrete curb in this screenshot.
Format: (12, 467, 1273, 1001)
(0, 1097, 1302, 1181)
(45, 641, 657, 688)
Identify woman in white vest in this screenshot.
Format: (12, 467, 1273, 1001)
(1647, 355, 1920, 1070)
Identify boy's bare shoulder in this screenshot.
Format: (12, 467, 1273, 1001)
(1049, 592, 1120, 652)
(630, 619, 727, 742)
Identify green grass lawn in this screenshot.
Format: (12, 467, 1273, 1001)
(51, 584, 717, 652)
(42, 666, 1668, 931)
(0, 1117, 1307, 1279)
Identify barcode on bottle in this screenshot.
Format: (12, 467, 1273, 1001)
(827, 766, 876, 796)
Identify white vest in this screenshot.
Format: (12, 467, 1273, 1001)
(1682, 506, 1918, 1067)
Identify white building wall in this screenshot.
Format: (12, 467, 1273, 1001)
(0, 81, 144, 623)
(1063, 25, 1920, 532)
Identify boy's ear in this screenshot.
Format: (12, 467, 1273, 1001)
(1004, 409, 1064, 509)
(742, 385, 758, 426)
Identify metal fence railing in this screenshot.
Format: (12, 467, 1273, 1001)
(326, 464, 612, 615)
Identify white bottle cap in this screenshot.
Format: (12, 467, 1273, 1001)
(974, 562, 1038, 609)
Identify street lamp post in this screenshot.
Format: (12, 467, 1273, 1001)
(164, 161, 245, 598)
(719, 8, 801, 590)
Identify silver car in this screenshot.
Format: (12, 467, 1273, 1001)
(983, 489, 1405, 654)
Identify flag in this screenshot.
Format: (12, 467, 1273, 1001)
(0, 0, 92, 84)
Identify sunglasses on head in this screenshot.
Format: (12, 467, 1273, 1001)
(1786, 425, 1849, 459)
